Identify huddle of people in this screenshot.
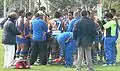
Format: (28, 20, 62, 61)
(1, 7, 119, 71)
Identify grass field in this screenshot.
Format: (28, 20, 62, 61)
(0, 30, 120, 71)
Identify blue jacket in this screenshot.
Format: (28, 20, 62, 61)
(67, 17, 80, 32)
(32, 17, 48, 41)
(55, 32, 73, 43)
(73, 17, 97, 47)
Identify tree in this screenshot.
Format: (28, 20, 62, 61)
(48, 0, 77, 10)
(103, 0, 120, 15)
(1, 0, 120, 17)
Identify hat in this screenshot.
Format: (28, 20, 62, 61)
(37, 10, 44, 15)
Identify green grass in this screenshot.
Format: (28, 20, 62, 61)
(1, 30, 120, 71)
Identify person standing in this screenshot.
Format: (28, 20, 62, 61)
(30, 12, 48, 65)
(109, 9, 119, 64)
(24, 12, 33, 58)
(67, 11, 80, 32)
(73, 10, 97, 71)
(103, 12, 117, 66)
(64, 11, 74, 31)
(16, 9, 26, 58)
(2, 12, 20, 68)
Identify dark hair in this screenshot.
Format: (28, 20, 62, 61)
(105, 12, 113, 18)
(68, 11, 73, 16)
(54, 11, 62, 18)
(104, 10, 109, 13)
(8, 12, 17, 20)
(109, 8, 116, 15)
(18, 9, 25, 16)
(81, 10, 87, 17)
(25, 12, 32, 18)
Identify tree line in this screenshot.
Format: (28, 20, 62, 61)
(0, 0, 120, 17)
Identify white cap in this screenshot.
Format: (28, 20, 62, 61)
(37, 10, 44, 15)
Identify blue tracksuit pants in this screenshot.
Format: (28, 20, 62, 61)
(104, 36, 116, 64)
(65, 40, 76, 66)
(57, 38, 66, 57)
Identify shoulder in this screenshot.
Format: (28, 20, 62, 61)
(110, 20, 116, 24)
(71, 19, 77, 22)
(69, 19, 77, 25)
(4, 20, 14, 27)
(6, 19, 14, 24)
(17, 17, 23, 21)
(107, 20, 116, 25)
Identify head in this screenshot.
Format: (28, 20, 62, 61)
(109, 8, 116, 16)
(37, 10, 44, 19)
(54, 11, 62, 18)
(68, 11, 73, 20)
(62, 9, 68, 16)
(25, 12, 33, 20)
(81, 10, 87, 17)
(8, 12, 18, 20)
(103, 10, 109, 18)
(18, 8, 25, 17)
(73, 11, 80, 18)
(104, 10, 109, 14)
(105, 12, 113, 21)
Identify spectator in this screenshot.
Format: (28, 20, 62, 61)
(2, 12, 20, 68)
(103, 12, 117, 66)
(73, 10, 97, 71)
(109, 9, 119, 64)
(0, 8, 18, 29)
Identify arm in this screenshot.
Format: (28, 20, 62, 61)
(90, 21, 98, 40)
(24, 20, 30, 38)
(103, 22, 111, 29)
